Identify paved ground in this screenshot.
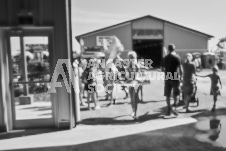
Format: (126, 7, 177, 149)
(15, 102, 52, 120)
(0, 69, 226, 151)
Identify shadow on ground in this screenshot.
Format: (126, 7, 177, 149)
(1, 108, 226, 151)
(79, 106, 167, 125)
(11, 108, 226, 151)
(0, 129, 62, 140)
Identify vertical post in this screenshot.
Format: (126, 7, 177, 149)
(73, 62, 80, 122)
(20, 35, 29, 95)
(65, 0, 76, 129)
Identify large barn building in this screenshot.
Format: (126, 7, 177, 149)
(76, 15, 213, 68)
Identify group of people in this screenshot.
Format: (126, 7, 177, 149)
(76, 51, 147, 119)
(162, 44, 222, 117)
(76, 43, 223, 120)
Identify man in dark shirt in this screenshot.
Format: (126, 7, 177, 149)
(161, 44, 183, 116)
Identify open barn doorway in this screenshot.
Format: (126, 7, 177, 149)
(133, 39, 163, 68)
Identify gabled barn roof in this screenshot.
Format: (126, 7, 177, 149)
(75, 15, 214, 40)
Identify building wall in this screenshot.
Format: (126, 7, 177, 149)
(0, 0, 55, 26)
(0, 0, 72, 60)
(0, 0, 73, 131)
(81, 23, 132, 50)
(132, 17, 163, 29)
(164, 22, 208, 60)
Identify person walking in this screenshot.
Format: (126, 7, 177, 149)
(115, 54, 129, 99)
(77, 59, 87, 106)
(105, 61, 118, 106)
(82, 59, 100, 110)
(126, 51, 140, 120)
(197, 65, 222, 112)
(182, 53, 197, 113)
(161, 44, 183, 117)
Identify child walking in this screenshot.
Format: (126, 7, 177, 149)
(105, 61, 118, 106)
(82, 59, 100, 110)
(197, 65, 222, 112)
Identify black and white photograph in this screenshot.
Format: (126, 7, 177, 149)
(0, 0, 226, 150)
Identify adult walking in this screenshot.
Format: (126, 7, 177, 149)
(161, 44, 183, 117)
(182, 53, 197, 113)
(126, 51, 140, 119)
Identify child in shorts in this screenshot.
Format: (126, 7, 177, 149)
(197, 65, 222, 112)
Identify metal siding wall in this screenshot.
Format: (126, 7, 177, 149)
(81, 23, 132, 50)
(164, 23, 208, 50)
(132, 17, 163, 29)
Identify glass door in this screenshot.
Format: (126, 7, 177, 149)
(9, 30, 55, 129)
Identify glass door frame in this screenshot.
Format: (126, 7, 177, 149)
(7, 27, 56, 129)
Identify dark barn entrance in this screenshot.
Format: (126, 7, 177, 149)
(133, 40, 163, 68)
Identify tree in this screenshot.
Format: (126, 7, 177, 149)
(217, 37, 226, 49)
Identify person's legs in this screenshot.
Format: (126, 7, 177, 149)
(173, 95, 179, 107)
(172, 81, 180, 108)
(166, 96, 171, 115)
(105, 91, 109, 100)
(104, 80, 109, 100)
(164, 81, 173, 115)
(80, 92, 87, 106)
(212, 95, 217, 112)
(140, 86, 143, 102)
(80, 83, 85, 98)
(185, 83, 194, 113)
(172, 95, 179, 115)
(107, 91, 114, 106)
(92, 92, 96, 106)
(134, 88, 139, 118)
(137, 85, 143, 102)
(185, 94, 191, 113)
(83, 90, 86, 98)
(82, 84, 86, 98)
(107, 84, 114, 106)
(129, 87, 136, 117)
(80, 84, 87, 106)
(183, 94, 187, 108)
(87, 93, 91, 110)
(122, 86, 129, 99)
(93, 92, 100, 110)
(112, 83, 117, 104)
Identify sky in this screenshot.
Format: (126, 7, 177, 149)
(10, 37, 48, 56)
(71, 0, 226, 51)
